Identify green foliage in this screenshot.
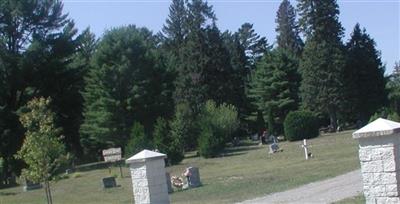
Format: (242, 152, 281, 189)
(0, 157, 3, 185)
(153, 117, 184, 165)
(237, 23, 270, 70)
(387, 63, 400, 114)
(388, 112, 400, 122)
(275, 0, 303, 56)
(284, 110, 319, 141)
(80, 25, 172, 159)
(298, 0, 346, 129)
(198, 101, 239, 158)
(72, 173, 82, 179)
(16, 97, 66, 183)
(343, 24, 387, 124)
(250, 49, 300, 135)
(124, 122, 152, 158)
(0, 0, 83, 180)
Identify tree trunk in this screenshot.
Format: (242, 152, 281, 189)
(44, 181, 53, 204)
(44, 181, 50, 204)
(328, 106, 338, 131)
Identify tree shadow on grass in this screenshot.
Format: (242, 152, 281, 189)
(0, 191, 19, 196)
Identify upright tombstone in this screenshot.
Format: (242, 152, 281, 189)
(353, 118, 400, 204)
(126, 150, 170, 204)
(185, 167, 201, 188)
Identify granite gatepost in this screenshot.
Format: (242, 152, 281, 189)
(353, 118, 400, 204)
(126, 150, 170, 204)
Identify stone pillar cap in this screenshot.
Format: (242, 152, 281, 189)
(125, 149, 167, 164)
(353, 118, 400, 139)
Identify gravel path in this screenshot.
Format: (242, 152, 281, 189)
(238, 169, 362, 204)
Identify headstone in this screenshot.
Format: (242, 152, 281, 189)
(166, 172, 173, 193)
(353, 118, 400, 204)
(269, 143, 279, 154)
(102, 176, 117, 188)
(184, 167, 201, 188)
(126, 149, 170, 204)
(251, 133, 259, 141)
(23, 180, 42, 192)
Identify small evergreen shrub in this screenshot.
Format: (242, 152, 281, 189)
(153, 117, 184, 165)
(284, 110, 319, 141)
(124, 122, 152, 158)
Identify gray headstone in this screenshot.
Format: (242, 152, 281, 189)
(166, 172, 173, 193)
(186, 167, 201, 188)
(23, 180, 42, 192)
(102, 176, 117, 188)
(269, 143, 279, 154)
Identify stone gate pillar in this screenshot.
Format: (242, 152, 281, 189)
(126, 149, 170, 204)
(353, 118, 400, 204)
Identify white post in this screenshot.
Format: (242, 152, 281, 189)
(126, 150, 170, 204)
(353, 118, 400, 204)
(303, 139, 309, 160)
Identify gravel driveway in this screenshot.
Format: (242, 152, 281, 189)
(238, 169, 362, 204)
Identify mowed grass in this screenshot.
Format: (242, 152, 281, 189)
(334, 194, 365, 204)
(0, 130, 360, 204)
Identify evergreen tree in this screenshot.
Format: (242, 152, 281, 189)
(238, 23, 270, 71)
(0, 0, 80, 181)
(297, 0, 346, 129)
(250, 49, 300, 134)
(276, 0, 303, 56)
(162, 0, 187, 53)
(344, 24, 387, 123)
(388, 62, 400, 114)
(80, 26, 170, 159)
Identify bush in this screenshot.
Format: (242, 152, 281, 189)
(284, 110, 319, 141)
(388, 112, 400, 122)
(153, 117, 184, 165)
(0, 158, 3, 185)
(197, 101, 239, 158)
(124, 122, 152, 158)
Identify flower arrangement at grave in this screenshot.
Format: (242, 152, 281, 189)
(171, 176, 184, 189)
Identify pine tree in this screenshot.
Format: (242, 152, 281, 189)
(275, 0, 303, 56)
(297, 0, 346, 129)
(250, 49, 300, 134)
(388, 62, 400, 114)
(80, 26, 170, 159)
(238, 23, 270, 72)
(0, 0, 80, 181)
(162, 0, 187, 54)
(344, 24, 387, 123)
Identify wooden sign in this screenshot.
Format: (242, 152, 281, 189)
(102, 147, 122, 162)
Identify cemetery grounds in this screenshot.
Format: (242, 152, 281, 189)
(0, 130, 361, 204)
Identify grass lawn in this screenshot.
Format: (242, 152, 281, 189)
(334, 194, 365, 204)
(0, 130, 360, 204)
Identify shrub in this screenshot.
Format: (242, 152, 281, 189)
(124, 122, 152, 158)
(153, 117, 184, 165)
(388, 112, 400, 122)
(197, 101, 239, 158)
(284, 110, 319, 141)
(0, 158, 3, 185)
(72, 173, 82, 178)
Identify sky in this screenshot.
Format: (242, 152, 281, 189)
(62, 0, 400, 73)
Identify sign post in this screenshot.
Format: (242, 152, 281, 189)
(102, 147, 123, 177)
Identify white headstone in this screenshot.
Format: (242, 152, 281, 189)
(353, 118, 400, 204)
(126, 150, 170, 204)
(302, 139, 309, 160)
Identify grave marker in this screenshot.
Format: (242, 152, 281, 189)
(302, 139, 309, 160)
